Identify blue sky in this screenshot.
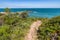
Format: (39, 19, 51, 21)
(0, 0, 60, 8)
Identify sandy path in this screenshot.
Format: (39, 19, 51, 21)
(25, 20, 42, 40)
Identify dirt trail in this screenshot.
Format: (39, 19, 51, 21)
(25, 20, 42, 40)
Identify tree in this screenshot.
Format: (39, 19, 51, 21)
(4, 8, 10, 13)
(20, 11, 28, 18)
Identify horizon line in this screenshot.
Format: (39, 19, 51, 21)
(0, 7, 60, 8)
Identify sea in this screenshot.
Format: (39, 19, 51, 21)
(0, 8, 60, 18)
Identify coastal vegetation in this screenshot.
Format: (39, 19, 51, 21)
(37, 16, 60, 40)
(0, 8, 38, 40)
(0, 8, 60, 40)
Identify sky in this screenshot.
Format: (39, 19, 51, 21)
(0, 0, 60, 8)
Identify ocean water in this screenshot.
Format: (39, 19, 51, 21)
(0, 8, 60, 18)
